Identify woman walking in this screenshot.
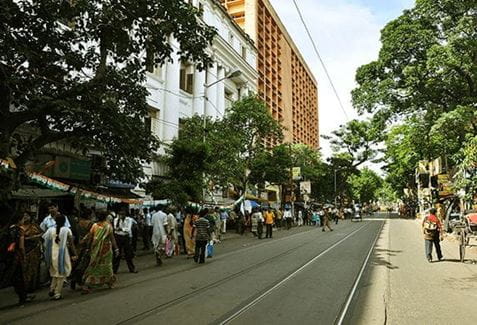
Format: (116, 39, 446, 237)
(1, 213, 35, 305)
(82, 212, 119, 293)
(43, 214, 77, 300)
(183, 210, 197, 257)
(21, 212, 43, 293)
(71, 210, 94, 290)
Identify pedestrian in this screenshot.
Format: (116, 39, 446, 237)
(130, 209, 139, 253)
(43, 214, 78, 300)
(192, 209, 211, 264)
(183, 208, 197, 257)
(212, 207, 222, 242)
(151, 205, 168, 266)
(166, 207, 178, 257)
(312, 209, 321, 227)
(142, 208, 153, 250)
(220, 208, 229, 235)
(21, 212, 43, 293)
(82, 212, 119, 293)
(40, 202, 71, 232)
(264, 208, 274, 239)
(113, 210, 137, 274)
(1, 213, 35, 306)
(275, 209, 283, 229)
(297, 209, 304, 226)
(176, 207, 186, 255)
(70, 209, 93, 290)
(422, 208, 443, 263)
(284, 207, 293, 230)
(322, 207, 333, 232)
(250, 208, 264, 239)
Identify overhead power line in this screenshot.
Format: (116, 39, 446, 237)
(292, 0, 349, 121)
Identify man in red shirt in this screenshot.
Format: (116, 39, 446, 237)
(422, 208, 443, 262)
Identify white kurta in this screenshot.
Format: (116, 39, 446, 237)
(151, 210, 168, 249)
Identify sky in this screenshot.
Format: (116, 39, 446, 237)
(269, 0, 415, 159)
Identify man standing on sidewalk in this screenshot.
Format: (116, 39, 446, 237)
(113, 210, 137, 274)
(193, 210, 211, 264)
(284, 207, 293, 230)
(264, 208, 274, 238)
(152, 205, 168, 266)
(422, 208, 443, 262)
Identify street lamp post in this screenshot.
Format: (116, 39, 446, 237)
(202, 69, 242, 204)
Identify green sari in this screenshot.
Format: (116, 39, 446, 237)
(83, 222, 115, 287)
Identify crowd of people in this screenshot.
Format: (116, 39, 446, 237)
(0, 202, 346, 307)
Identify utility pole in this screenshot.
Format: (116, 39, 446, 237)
(201, 69, 242, 206)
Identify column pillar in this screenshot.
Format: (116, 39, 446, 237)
(162, 50, 180, 143)
(205, 62, 218, 118)
(193, 67, 206, 116)
(217, 67, 226, 118)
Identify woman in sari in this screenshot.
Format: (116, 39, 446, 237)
(21, 212, 42, 292)
(43, 214, 77, 300)
(70, 210, 94, 290)
(183, 209, 197, 257)
(82, 212, 119, 293)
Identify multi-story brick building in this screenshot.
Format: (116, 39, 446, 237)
(220, 0, 319, 148)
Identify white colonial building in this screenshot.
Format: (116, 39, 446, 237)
(141, 0, 258, 184)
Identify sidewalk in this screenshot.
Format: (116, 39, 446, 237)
(0, 225, 312, 312)
(350, 218, 477, 325)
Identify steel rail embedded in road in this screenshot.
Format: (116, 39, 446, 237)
(219, 222, 371, 325)
(335, 220, 385, 325)
(115, 229, 322, 325)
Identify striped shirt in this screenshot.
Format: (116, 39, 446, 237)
(194, 217, 210, 241)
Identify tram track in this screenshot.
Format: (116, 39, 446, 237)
(116, 222, 372, 325)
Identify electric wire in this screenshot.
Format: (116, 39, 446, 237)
(291, 0, 350, 121)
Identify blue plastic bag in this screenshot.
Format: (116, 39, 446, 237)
(206, 241, 214, 258)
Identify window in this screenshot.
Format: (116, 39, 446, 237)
(179, 63, 194, 94)
(145, 108, 158, 134)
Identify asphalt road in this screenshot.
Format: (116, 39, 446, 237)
(1, 216, 385, 325)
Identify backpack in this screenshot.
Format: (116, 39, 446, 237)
(423, 217, 438, 232)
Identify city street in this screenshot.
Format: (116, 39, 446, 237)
(1, 217, 384, 325)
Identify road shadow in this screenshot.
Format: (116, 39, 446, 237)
(441, 258, 477, 265)
(370, 247, 400, 270)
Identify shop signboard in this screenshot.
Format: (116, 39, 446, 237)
(292, 167, 301, 180)
(300, 181, 311, 194)
(438, 174, 453, 197)
(54, 156, 91, 181)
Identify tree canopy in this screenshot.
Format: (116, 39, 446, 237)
(352, 0, 477, 195)
(0, 0, 216, 203)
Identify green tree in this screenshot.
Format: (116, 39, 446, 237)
(223, 95, 283, 195)
(324, 119, 381, 168)
(349, 168, 383, 203)
(0, 0, 216, 207)
(147, 96, 283, 203)
(352, 0, 477, 197)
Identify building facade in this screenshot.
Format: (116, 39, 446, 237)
(143, 0, 259, 180)
(220, 0, 319, 148)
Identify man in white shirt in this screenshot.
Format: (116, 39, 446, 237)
(284, 207, 293, 230)
(39, 203, 71, 232)
(113, 210, 137, 273)
(151, 205, 168, 266)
